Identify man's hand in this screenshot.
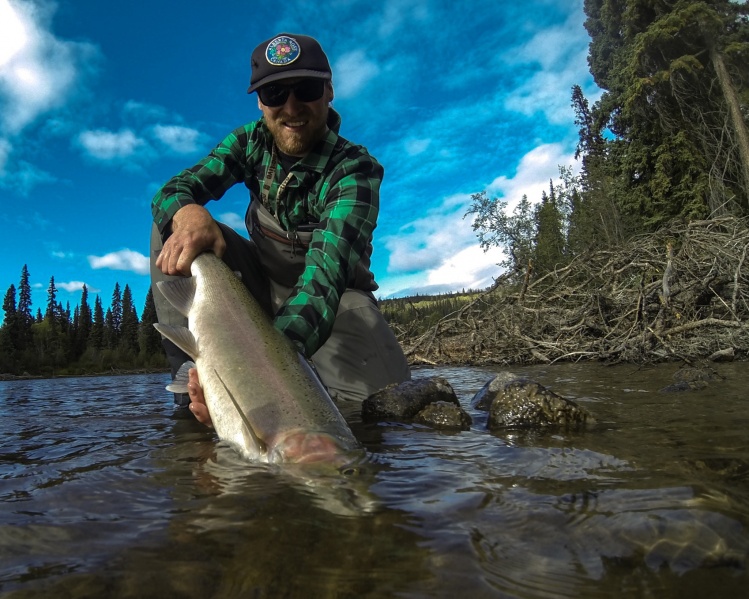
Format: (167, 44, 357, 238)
(156, 204, 227, 276)
(187, 367, 214, 427)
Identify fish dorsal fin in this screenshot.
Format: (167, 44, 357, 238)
(165, 360, 197, 393)
(153, 323, 199, 360)
(156, 276, 196, 317)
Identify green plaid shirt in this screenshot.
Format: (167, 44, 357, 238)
(151, 109, 383, 356)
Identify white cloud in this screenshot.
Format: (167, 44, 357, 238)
(0, 0, 96, 134)
(151, 124, 204, 154)
(502, 8, 595, 125)
(57, 280, 86, 292)
(333, 50, 380, 99)
(425, 244, 504, 290)
(76, 128, 145, 161)
(88, 249, 149, 275)
(487, 143, 577, 211)
(217, 211, 246, 231)
(379, 143, 578, 297)
(383, 192, 480, 274)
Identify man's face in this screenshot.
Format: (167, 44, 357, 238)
(258, 78, 333, 157)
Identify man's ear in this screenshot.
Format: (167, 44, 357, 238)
(257, 96, 263, 110)
(327, 81, 334, 103)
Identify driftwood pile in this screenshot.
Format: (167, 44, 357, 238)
(400, 217, 749, 366)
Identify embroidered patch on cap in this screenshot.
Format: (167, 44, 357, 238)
(265, 36, 301, 67)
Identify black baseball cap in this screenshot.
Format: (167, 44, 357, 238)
(247, 34, 332, 94)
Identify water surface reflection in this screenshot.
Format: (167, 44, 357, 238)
(1, 363, 748, 597)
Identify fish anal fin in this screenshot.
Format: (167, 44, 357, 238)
(153, 323, 199, 359)
(165, 360, 197, 393)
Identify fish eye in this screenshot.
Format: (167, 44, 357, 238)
(340, 466, 359, 476)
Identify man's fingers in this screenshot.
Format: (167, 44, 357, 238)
(187, 367, 213, 427)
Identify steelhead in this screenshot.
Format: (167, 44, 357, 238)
(154, 252, 363, 465)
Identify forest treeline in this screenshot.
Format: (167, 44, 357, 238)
(391, 0, 749, 365)
(0, 265, 167, 378)
(1, 0, 747, 376)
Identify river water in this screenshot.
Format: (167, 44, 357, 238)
(1, 362, 748, 598)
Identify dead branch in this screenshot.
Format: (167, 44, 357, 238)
(400, 217, 749, 365)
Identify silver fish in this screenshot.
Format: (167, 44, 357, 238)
(154, 252, 364, 466)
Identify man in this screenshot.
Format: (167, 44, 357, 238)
(150, 33, 411, 425)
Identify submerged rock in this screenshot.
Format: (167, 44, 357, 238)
(660, 363, 721, 393)
(472, 373, 592, 431)
(362, 377, 472, 429)
(414, 401, 472, 431)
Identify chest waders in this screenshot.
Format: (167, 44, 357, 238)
(242, 144, 410, 402)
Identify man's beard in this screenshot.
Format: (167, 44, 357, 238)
(266, 109, 328, 157)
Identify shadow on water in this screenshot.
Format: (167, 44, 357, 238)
(0, 364, 748, 598)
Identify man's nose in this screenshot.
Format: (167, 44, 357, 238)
(281, 90, 305, 112)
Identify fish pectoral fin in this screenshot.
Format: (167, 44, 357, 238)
(153, 323, 199, 359)
(214, 369, 267, 456)
(156, 276, 196, 317)
(165, 361, 197, 393)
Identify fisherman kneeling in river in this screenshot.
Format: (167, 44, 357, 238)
(150, 33, 411, 423)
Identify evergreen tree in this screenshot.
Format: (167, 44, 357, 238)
(17, 265, 33, 349)
(109, 283, 122, 348)
(90, 295, 105, 351)
(0, 284, 18, 368)
(139, 287, 163, 356)
(582, 0, 749, 225)
(75, 285, 92, 358)
(105, 307, 115, 350)
(119, 284, 140, 356)
(45, 277, 58, 324)
(533, 184, 567, 275)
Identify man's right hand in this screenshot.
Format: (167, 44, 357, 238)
(156, 204, 227, 276)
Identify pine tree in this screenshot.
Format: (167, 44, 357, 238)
(533, 184, 567, 275)
(139, 286, 163, 356)
(119, 284, 140, 356)
(17, 265, 33, 349)
(0, 284, 18, 368)
(75, 285, 92, 358)
(90, 295, 105, 351)
(582, 0, 749, 226)
(109, 283, 122, 349)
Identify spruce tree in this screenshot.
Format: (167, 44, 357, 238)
(582, 0, 749, 225)
(139, 287, 163, 356)
(120, 285, 140, 356)
(90, 296, 105, 351)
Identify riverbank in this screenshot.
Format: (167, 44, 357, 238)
(0, 368, 170, 382)
(397, 218, 749, 367)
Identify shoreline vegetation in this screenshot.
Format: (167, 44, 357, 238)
(2, 218, 748, 382)
(385, 217, 749, 368)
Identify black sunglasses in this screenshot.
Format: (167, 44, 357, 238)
(257, 79, 326, 107)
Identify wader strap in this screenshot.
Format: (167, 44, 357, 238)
(261, 144, 296, 209)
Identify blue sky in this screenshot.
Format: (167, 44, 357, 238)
(0, 0, 599, 320)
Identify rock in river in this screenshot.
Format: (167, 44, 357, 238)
(472, 372, 592, 431)
(362, 376, 472, 430)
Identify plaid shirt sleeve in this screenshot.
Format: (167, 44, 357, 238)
(151, 123, 260, 233)
(273, 147, 382, 357)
